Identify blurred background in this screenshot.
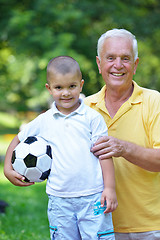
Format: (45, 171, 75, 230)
(0, 1, 160, 239)
(0, 0, 160, 157)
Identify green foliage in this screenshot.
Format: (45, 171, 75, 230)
(0, 0, 160, 112)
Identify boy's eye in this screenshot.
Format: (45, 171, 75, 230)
(70, 85, 76, 88)
(55, 86, 62, 90)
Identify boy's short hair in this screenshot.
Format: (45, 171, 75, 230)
(47, 56, 82, 83)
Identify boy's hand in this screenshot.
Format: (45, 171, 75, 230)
(4, 169, 34, 187)
(4, 135, 34, 187)
(101, 188, 118, 214)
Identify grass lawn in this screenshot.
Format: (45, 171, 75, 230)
(0, 162, 50, 240)
(0, 111, 50, 239)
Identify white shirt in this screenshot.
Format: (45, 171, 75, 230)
(18, 100, 108, 197)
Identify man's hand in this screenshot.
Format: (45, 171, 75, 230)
(91, 136, 125, 160)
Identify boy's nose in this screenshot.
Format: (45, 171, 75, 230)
(62, 89, 70, 96)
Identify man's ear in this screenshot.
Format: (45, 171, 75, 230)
(133, 58, 139, 75)
(96, 56, 101, 74)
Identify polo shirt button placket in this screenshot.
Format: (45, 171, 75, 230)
(64, 117, 69, 128)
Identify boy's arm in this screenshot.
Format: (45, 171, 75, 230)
(89, 113, 118, 212)
(100, 158, 118, 213)
(4, 135, 34, 187)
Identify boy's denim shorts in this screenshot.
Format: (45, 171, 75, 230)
(47, 192, 115, 240)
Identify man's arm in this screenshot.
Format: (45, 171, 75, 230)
(100, 158, 118, 213)
(4, 135, 34, 186)
(91, 136, 160, 172)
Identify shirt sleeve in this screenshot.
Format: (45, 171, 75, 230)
(90, 113, 108, 144)
(18, 114, 41, 142)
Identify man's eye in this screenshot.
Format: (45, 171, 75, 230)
(123, 57, 130, 62)
(107, 57, 114, 61)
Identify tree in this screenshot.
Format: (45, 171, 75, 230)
(0, 0, 160, 112)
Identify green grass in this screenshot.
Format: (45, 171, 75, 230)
(0, 111, 50, 239)
(0, 163, 50, 240)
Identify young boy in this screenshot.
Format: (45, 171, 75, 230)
(4, 56, 117, 240)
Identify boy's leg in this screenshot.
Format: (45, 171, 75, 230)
(47, 195, 81, 240)
(77, 192, 115, 240)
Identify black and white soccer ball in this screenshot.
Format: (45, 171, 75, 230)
(12, 136, 52, 182)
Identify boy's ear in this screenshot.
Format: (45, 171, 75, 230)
(45, 83, 52, 94)
(80, 79, 84, 92)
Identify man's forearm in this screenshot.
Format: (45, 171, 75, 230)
(122, 140, 160, 172)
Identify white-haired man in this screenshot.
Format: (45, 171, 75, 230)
(84, 28, 160, 240)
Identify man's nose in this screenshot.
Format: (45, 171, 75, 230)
(114, 57, 123, 69)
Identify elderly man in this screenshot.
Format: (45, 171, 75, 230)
(84, 29, 160, 240)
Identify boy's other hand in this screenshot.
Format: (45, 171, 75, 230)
(101, 188, 118, 214)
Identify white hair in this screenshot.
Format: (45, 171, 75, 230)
(97, 29, 138, 61)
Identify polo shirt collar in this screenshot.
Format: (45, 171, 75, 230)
(51, 98, 86, 117)
(90, 80, 143, 107)
(129, 81, 143, 105)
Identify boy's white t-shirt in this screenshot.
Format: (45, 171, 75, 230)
(18, 100, 108, 197)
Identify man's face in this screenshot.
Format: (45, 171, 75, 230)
(96, 37, 139, 92)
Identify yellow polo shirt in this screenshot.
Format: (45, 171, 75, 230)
(84, 81, 160, 233)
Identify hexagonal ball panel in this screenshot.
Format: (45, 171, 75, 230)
(14, 142, 30, 159)
(29, 140, 48, 157)
(25, 167, 42, 182)
(12, 158, 27, 176)
(37, 154, 52, 172)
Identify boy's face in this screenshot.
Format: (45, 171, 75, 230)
(46, 72, 84, 115)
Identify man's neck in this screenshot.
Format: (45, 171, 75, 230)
(105, 83, 134, 118)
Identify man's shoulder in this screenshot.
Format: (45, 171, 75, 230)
(84, 86, 105, 106)
(142, 87, 160, 101)
(84, 93, 99, 104)
(82, 99, 104, 121)
(83, 100, 99, 114)
(139, 86, 160, 112)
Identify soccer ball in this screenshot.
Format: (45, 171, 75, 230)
(12, 136, 52, 182)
